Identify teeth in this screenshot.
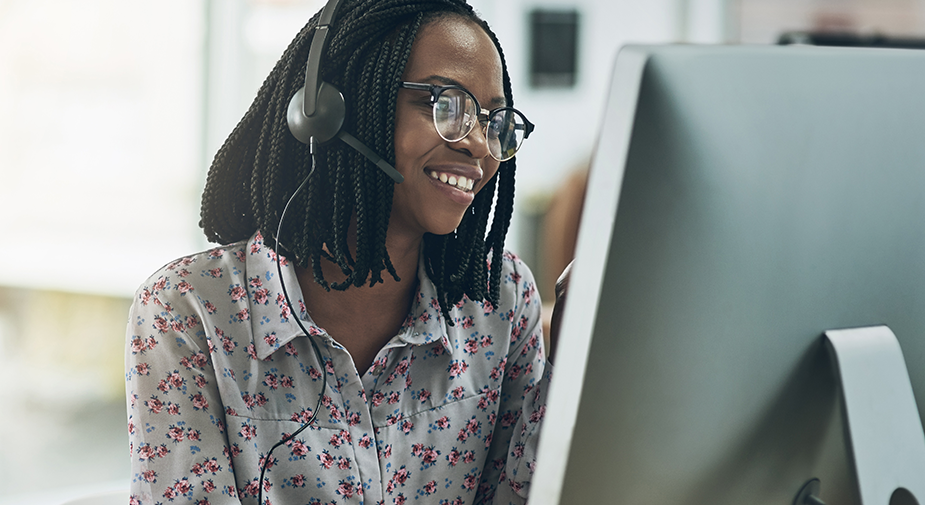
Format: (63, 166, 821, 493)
(427, 170, 475, 192)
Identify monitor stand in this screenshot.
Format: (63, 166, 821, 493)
(816, 326, 925, 504)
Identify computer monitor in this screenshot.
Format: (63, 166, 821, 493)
(531, 45, 925, 505)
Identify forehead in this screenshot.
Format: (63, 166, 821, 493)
(402, 17, 504, 104)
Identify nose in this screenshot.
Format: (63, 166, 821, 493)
(451, 120, 492, 160)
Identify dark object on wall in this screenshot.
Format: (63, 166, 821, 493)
(779, 31, 925, 49)
(530, 9, 580, 88)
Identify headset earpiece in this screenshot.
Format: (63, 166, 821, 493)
(285, 0, 403, 184)
(287, 81, 346, 144)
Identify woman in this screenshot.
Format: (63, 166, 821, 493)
(125, 1, 548, 504)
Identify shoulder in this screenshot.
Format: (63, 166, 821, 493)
(495, 249, 540, 308)
(131, 239, 250, 312)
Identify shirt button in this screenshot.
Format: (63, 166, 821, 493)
(373, 364, 384, 375)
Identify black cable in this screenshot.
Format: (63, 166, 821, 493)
(257, 138, 328, 505)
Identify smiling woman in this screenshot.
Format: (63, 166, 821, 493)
(125, 1, 548, 504)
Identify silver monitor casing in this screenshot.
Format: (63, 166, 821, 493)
(532, 45, 925, 505)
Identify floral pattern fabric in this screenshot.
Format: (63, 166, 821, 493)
(125, 232, 549, 505)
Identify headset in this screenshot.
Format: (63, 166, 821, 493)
(286, 0, 404, 184)
(259, 2, 403, 502)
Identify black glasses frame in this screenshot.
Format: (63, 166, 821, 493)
(398, 81, 535, 161)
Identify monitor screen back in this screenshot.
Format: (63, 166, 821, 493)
(533, 45, 925, 505)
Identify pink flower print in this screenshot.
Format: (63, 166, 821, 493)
(394, 494, 407, 505)
(253, 288, 269, 305)
(221, 337, 236, 354)
(419, 389, 431, 402)
(447, 449, 461, 466)
(204, 301, 217, 314)
(284, 342, 298, 356)
(463, 472, 479, 491)
(337, 457, 351, 470)
(329, 432, 344, 448)
(411, 443, 423, 456)
(447, 360, 468, 379)
(167, 372, 184, 389)
(358, 434, 372, 449)
(480, 335, 492, 347)
(153, 277, 168, 292)
(176, 280, 193, 294)
(229, 285, 246, 301)
(462, 450, 476, 464)
(464, 338, 478, 354)
(170, 319, 185, 333)
(388, 392, 400, 405)
(235, 308, 250, 321)
(325, 360, 335, 375)
(421, 447, 439, 466)
(163, 487, 177, 500)
(249, 277, 263, 288)
(209, 248, 225, 259)
(202, 480, 216, 493)
(318, 451, 335, 469)
(187, 429, 201, 441)
(508, 364, 522, 380)
(482, 300, 494, 314)
(153, 316, 169, 334)
(386, 414, 401, 426)
(510, 271, 522, 285)
(130, 337, 145, 354)
(146, 336, 157, 350)
(156, 445, 170, 458)
(457, 429, 469, 442)
(167, 403, 180, 415)
(393, 467, 410, 486)
(190, 393, 209, 410)
(290, 440, 309, 457)
(512, 443, 525, 459)
(347, 412, 361, 426)
(208, 268, 223, 278)
(239, 423, 256, 441)
(399, 420, 414, 434)
(466, 418, 480, 434)
(371, 391, 385, 407)
(145, 396, 164, 414)
(157, 379, 170, 392)
(423, 481, 437, 495)
(435, 416, 449, 430)
(246, 344, 258, 360)
(263, 372, 279, 390)
(382, 445, 392, 458)
(451, 386, 464, 399)
(263, 333, 277, 346)
(461, 316, 475, 329)
(135, 363, 150, 375)
(336, 481, 355, 499)
(291, 474, 305, 487)
(308, 366, 322, 380)
(142, 469, 157, 483)
(174, 478, 192, 495)
(242, 479, 260, 498)
(235, 250, 246, 262)
(140, 288, 152, 306)
(281, 375, 294, 388)
(185, 315, 200, 328)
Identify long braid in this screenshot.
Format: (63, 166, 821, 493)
(200, 0, 520, 322)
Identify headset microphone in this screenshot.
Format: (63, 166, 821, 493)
(287, 0, 404, 183)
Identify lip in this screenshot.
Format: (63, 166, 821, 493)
(423, 163, 483, 206)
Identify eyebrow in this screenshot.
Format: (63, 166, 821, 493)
(422, 74, 507, 107)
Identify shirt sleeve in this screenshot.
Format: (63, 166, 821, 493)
(125, 274, 241, 505)
(477, 255, 550, 505)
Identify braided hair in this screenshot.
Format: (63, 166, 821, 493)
(199, 0, 518, 324)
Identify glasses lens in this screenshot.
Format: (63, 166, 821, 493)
(487, 109, 528, 161)
(433, 88, 478, 142)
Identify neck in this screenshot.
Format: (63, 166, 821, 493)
(293, 227, 423, 372)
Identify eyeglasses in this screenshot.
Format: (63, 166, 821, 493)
(399, 82, 535, 162)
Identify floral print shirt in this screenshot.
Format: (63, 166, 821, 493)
(125, 232, 550, 505)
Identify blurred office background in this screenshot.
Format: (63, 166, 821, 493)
(1, 0, 923, 502)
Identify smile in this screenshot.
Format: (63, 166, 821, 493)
(426, 170, 475, 192)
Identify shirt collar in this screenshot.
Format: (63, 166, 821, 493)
(247, 232, 452, 360)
